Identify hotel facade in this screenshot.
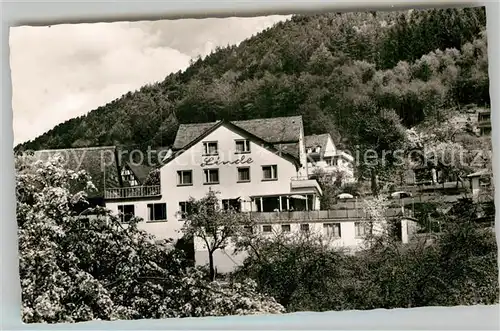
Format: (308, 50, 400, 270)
(33, 116, 416, 272)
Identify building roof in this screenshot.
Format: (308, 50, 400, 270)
(467, 169, 492, 178)
(125, 162, 154, 185)
(304, 133, 330, 157)
(164, 120, 301, 168)
(232, 116, 303, 143)
(273, 142, 300, 159)
(477, 108, 491, 114)
(172, 116, 303, 150)
(172, 122, 220, 150)
(32, 146, 121, 198)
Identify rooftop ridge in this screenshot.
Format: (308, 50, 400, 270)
(32, 145, 117, 153)
(177, 115, 303, 127)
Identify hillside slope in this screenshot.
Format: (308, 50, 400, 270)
(15, 7, 488, 153)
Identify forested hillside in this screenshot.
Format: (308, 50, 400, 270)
(16, 7, 488, 154)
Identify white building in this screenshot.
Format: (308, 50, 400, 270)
(304, 133, 355, 184)
(32, 116, 413, 273)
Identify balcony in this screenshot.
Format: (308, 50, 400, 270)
(105, 185, 161, 199)
(248, 207, 412, 223)
(290, 176, 322, 194)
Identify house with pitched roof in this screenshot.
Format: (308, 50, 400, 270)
(104, 116, 324, 242)
(304, 133, 355, 183)
(29, 116, 416, 273)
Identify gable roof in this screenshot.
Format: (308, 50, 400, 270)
(305, 133, 331, 158)
(163, 120, 301, 168)
(172, 121, 220, 150)
(32, 146, 121, 198)
(232, 116, 303, 143)
(125, 162, 154, 185)
(172, 116, 303, 150)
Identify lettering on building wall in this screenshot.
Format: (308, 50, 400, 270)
(200, 155, 254, 167)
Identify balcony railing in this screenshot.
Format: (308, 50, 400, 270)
(105, 185, 161, 199)
(248, 207, 412, 223)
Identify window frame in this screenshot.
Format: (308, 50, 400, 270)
(235, 139, 251, 154)
(117, 204, 135, 223)
(300, 223, 310, 233)
(177, 170, 193, 186)
(237, 166, 251, 183)
(354, 222, 370, 238)
(203, 168, 220, 185)
(222, 199, 241, 212)
(147, 203, 167, 222)
(262, 165, 278, 181)
(262, 225, 272, 233)
(281, 224, 291, 232)
(323, 222, 341, 238)
(203, 141, 219, 156)
(179, 201, 193, 220)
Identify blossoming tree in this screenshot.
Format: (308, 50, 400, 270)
(16, 154, 284, 323)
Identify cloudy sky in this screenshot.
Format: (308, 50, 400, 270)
(9, 16, 289, 145)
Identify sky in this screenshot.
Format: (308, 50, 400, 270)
(9, 16, 290, 145)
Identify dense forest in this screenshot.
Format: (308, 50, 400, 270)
(16, 7, 489, 157)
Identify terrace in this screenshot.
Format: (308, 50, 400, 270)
(104, 185, 161, 199)
(248, 206, 413, 223)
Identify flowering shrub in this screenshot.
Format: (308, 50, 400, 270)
(16, 154, 284, 323)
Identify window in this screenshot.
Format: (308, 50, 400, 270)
(324, 223, 341, 237)
(315, 146, 321, 153)
(177, 170, 193, 186)
(262, 225, 272, 233)
(281, 224, 291, 232)
(262, 165, 278, 180)
(480, 176, 491, 187)
(121, 168, 139, 186)
(355, 222, 369, 237)
(117, 204, 135, 223)
(203, 169, 219, 184)
(237, 167, 251, 182)
(179, 201, 193, 220)
(203, 141, 218, 155)
(243, 225, 254, 234)
(222, 199, 240, 212)
(306, 148, 312, 154)
(300, 223, 310, 233)
(147, 203, 167, 221)
(235, 139, 251, 153)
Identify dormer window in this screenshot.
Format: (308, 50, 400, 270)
(121, 168, 138, 186)
(315, 146, 321, 153)
(203, 141, 218, 156)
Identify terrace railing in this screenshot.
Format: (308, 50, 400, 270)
(248, 207, 412, 223)
(105, 185, 161, 199)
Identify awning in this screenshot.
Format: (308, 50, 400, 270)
(337, 193, 354, 199)
(290, 194, 307, 200)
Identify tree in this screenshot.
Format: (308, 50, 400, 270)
(232, 230, 350, 311)
(180, 190, 255, 281)
(354, 106, 409, 196)
(16, 154, 284, 323)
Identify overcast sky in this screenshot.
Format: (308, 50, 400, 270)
(9, 16, 289, 145)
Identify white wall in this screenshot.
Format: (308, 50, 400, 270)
(323, 135, 337, 158)
(194, 220, 370, 270)
(107, 124, 306, 242)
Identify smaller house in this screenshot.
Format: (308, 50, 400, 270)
(304, 133, 354, 184)
(477, 109, 491, 136)
(32, 146, 122, 207)
(467, 169, 493, 203)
